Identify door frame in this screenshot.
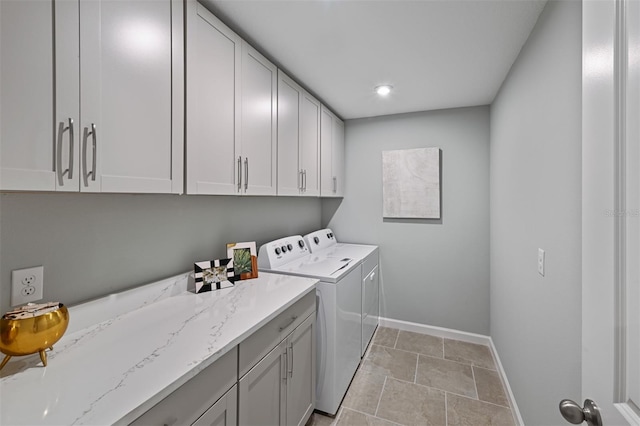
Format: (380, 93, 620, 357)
(583, 0, 639, 423)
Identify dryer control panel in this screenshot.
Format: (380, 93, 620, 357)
(303, 228, 338, 253)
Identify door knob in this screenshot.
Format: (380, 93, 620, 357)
(559, 399, 603, 426)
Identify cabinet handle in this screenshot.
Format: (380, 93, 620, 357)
(82, 123, 97, 186)
(303, 170, 307, 192)
(333, 176, 337, 193)
(370, 272, 375, 281)
(162, 416, 178, 426)
(278, 315, 298, 332)
(281, 350, 287, 381)
(299, 170, 303, 191)
(244, 157, 249, 191)
(288, 343, 293, 377)
(56, 118, 74, 185)
(237, 156, 242, 192)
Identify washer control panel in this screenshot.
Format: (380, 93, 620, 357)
(258, 235, 309, 269)
(303, 228, 338, 253)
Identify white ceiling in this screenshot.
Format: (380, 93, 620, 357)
(204, 0, 547, 120)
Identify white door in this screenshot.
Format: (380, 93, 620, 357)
(193, 385, 238, 426)
(320, 107, 334, 197)
(277, 70, 302, 196)
(286, 315, 315, 426)
(332, 117, 345, 197)
(300, 92, 321, 197)
(185, 1, 240, 195)
(579, 0, 639, 424)
(238, 339, 287, 426)
(0, 0, 79, 192)
(240, 41, 277, 196)
(80, 0, 182, 193)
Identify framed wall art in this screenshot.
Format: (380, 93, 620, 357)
(382, 147, 441, 219)
(193, 258, 237, 293)
(226, 241, 258, 280)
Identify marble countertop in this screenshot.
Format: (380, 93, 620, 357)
(0, 272, 317, 425)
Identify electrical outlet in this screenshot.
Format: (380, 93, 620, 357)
(11, 266, 44, 306)
(538, 248, 545, 277)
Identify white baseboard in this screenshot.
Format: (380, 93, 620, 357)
(378, 317, 524, 426)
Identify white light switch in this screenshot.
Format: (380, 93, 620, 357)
(538, 248, 545, 276)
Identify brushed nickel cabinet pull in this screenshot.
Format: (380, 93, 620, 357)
(82, 123, 97, 186)
(303, 170, 307, 192)
(56, 118, 74, 185)
(244, 157, 249, 191)
(278, 315, 298, 331)
(288, 343, 293, 377)
(237, 156, 242, 192)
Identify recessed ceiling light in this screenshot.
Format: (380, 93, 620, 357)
(375, 85, 392, 96)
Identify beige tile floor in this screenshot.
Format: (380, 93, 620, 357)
(307, 327, 517, 426)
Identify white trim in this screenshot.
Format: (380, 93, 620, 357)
(378, 316, 524, 425)
(379, 317, 491, 345)
(615, 402, 640, 425)
(488, 338, 525, 426)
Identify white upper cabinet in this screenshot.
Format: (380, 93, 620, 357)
(277, 71, 303, 196)
(1, 0, 79, 191)
(185, 2, 240, 195)
(239, 42, 278, 196)
(80, 0, 183, 193)
(320, 106, 345, 197)
(0, 0, 183, 193)
(185, 3, 277, 196)
(301, 93, 321, 196)
(277, 71, 320, 197)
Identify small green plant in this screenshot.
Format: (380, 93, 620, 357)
(234, 248, 252, 274)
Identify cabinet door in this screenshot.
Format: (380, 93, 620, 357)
(0, 0, 79, 191)
(240, 41, 277, 195)
(286, 314, 316, 426)
(320, 107, 333, 197)
(239, 340, 287, 426)
(332, 117, 345, 197)
(192, 384, 238, 426)
(277, 70, 302, 196)
(185, 1, 240, 195)
(300, 93, 321, 197)
(80, 0, 183, 193)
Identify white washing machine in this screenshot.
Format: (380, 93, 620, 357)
(304, 229, 380, 356)
(258, 236, 362, 416)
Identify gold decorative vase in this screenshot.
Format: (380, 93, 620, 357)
(0, 304, 69, 370)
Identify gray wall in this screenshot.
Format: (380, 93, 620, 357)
(0, 193, 321, 313)
(322, 106, 490, 335)
(490, 1, 582, 425)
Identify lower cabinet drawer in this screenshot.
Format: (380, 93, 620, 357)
(239, 290, 315, 378)
(130, 347, 238, 426)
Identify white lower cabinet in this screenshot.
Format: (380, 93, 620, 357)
(239, 339, 288, 425)
(192, 384, 237, 426)
(130, 289, 316, 426)
(130, 347, 237, 426)
(239, 314, 315, 426)
(285, 315, 316, 426)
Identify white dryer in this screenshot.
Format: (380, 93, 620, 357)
(258, 236, 362, 416)
(304, 229, 380, 356)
